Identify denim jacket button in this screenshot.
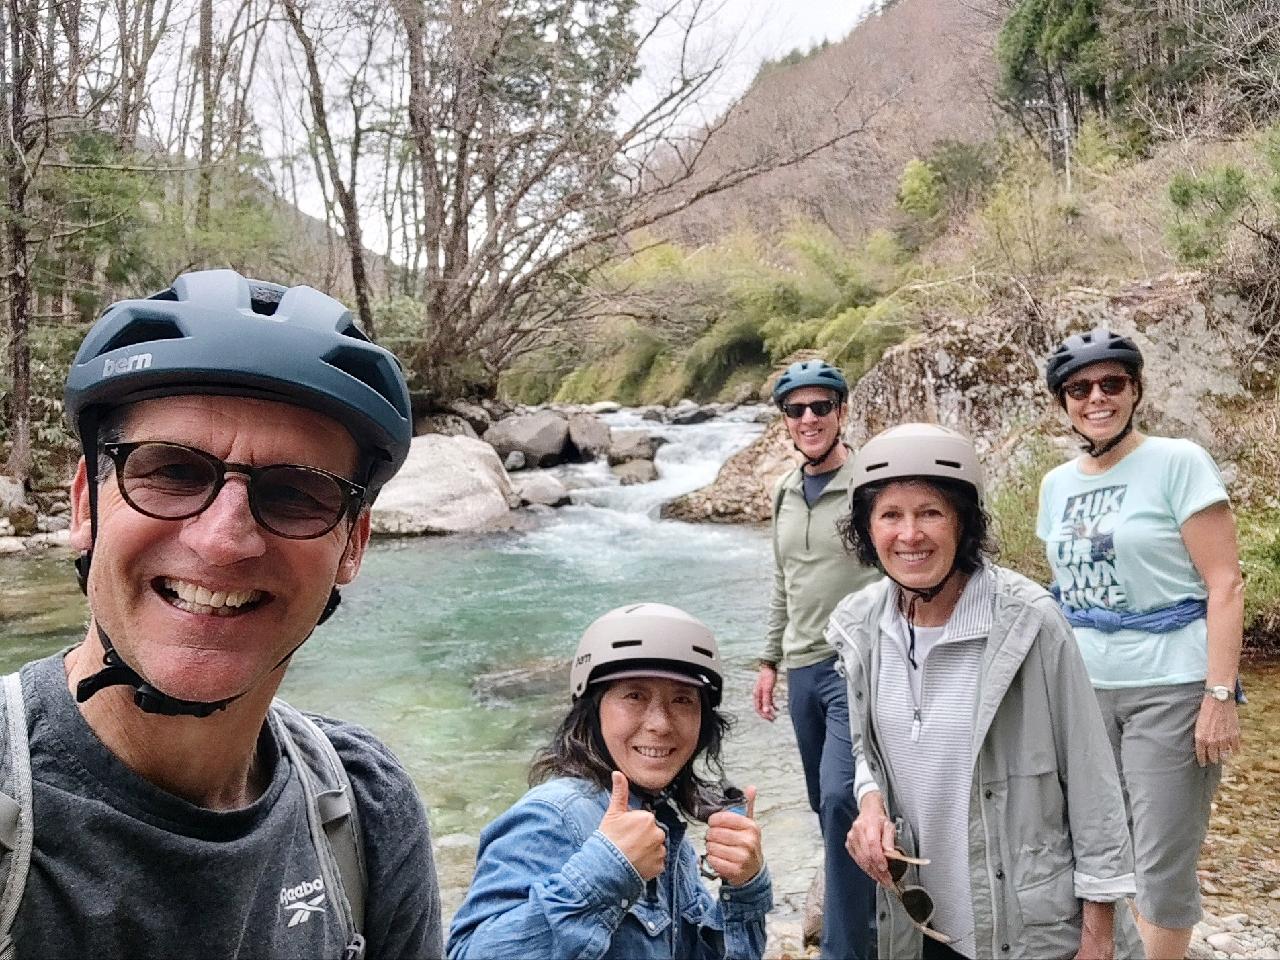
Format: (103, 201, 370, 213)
(620, 899, 630, 908)
(647, 921, 657, 931)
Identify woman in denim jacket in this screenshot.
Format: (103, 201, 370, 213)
(448, 603, 773, 960)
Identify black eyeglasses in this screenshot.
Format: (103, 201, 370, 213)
(1061, 374, 1132, 401)
(101, 441, 366, 540)
(780, 399, 839, 419)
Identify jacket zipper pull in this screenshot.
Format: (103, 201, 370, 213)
(911, 708, 921, 743)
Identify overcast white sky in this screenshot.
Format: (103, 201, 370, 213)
(633, 0, 879, 118)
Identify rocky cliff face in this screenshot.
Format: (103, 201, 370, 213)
(664, 273, 1256, 521)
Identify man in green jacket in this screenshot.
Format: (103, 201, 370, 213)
(753, 359, 880, 959)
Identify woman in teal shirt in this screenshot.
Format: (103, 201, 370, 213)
(1036, 328, 1245, 960)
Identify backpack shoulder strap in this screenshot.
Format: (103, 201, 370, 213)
(0, 672, 34, 960)
(270, 700, 367, 959)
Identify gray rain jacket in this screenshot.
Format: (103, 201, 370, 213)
(826, 565, 1144, 960)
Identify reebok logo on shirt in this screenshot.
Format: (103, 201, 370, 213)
(280, 876, 327, 927)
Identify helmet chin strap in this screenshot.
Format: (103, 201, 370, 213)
(1074, 412, 1135, 459)
(795, 436, 844, 470)
(74, 589, 342, 718)
(884, 565, 959, 670)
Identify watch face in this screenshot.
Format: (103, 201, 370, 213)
(1209, 686, 1231, 701)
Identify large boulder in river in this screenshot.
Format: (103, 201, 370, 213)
(608, 430, 665, 465)
(612, 460, 658, 485)
(484, 411, 570, 467)
(566, 413, 611, 461)
(371, 435, 516, 535)
(415, 413, 479, 439)
(0, 476, 37, 537)
(511, 472, 571, 507)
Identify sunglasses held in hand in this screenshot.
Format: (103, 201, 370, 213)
(886, 849, 953, 944)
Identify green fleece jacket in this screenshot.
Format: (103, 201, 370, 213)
(762, 456, 880, 669)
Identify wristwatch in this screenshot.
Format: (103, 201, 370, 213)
(1204, 684, 1232, 702)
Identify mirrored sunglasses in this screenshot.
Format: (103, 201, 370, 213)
(780, 399, 838, 419)
(101, 440, 365, 540)
(1061, 373, 1132, 401)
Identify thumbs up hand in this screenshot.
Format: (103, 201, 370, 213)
(598, 771, 667, 881)
(705, 785, 764, 887)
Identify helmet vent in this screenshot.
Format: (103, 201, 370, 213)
(323, 347, 407, 417)
(935, 459, 961, 469)
(247, 282, 284, 315)
(863, 461, 890, 472)
(611, 639, 642, 649)
(101, 316, 184, 353)
(691, 644, 713, 658)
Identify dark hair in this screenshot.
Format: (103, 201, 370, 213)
(529, 682, 733, 822)
(838, 476, 995, 573)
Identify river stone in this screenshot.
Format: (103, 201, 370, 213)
(566, 413, 611, 462)
(504, 450, 526, 471)
(640, 407, 665, 422)
(471, 658, 566, 702)
(512, 472, 571, 507)
(612, 460, 658, 485)
(483, 410, 570, 467)
(448, 399, 492, 434)
(608, 430, 662, 465)
(415, 413, 479, 440)
(371, 435, 516, 535)
(670, 406, 715, 426)
(586, 401, 621, 414)
(37, 515, 69, 533)
(802, 868, 823, 947)
(5, 503, 37, 538)
(0, 537, 25, 555)
(26, 530, 70, 549)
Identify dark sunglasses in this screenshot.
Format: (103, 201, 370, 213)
(1061, 373, 1133, 401)
(101, 441, 366, 540)
(887, 849, 952, 944)
(780, 399, 839, 419)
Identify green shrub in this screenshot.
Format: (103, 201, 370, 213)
(1240, 505, 1280, 649)
(986, 435, 1064, 586)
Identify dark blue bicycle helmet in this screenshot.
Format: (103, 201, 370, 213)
(64, 270, 413, 719)
(1044, 328, 1143, 396)
(65, 269, 412, 495)
(770, 358, 849, 405)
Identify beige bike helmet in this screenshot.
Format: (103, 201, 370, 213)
(849, 423, 984, 503)
(569, 603, 723, 707)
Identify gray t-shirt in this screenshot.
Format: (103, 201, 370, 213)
(13, 654, 443, 959)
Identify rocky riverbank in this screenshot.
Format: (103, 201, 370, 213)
(0, 401, 778, 551)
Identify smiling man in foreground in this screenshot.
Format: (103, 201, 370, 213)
(0, 270, 442, 958)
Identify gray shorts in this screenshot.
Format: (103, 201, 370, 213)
(1094, 683, 1223, 929)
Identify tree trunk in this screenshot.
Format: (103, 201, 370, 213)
(281, 0, 376, 337)
(196, 0, 213, 231)
(2, 0, 33, 484)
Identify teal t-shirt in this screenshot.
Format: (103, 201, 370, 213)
(1036, 436, 1228, 688)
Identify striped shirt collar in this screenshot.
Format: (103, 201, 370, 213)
(880, 563, 995, 645)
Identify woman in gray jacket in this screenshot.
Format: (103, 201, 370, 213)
(827, 423, 1142, 960)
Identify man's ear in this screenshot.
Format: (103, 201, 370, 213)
(70, 458, 93, 552)
(336, 509, 372, 585)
